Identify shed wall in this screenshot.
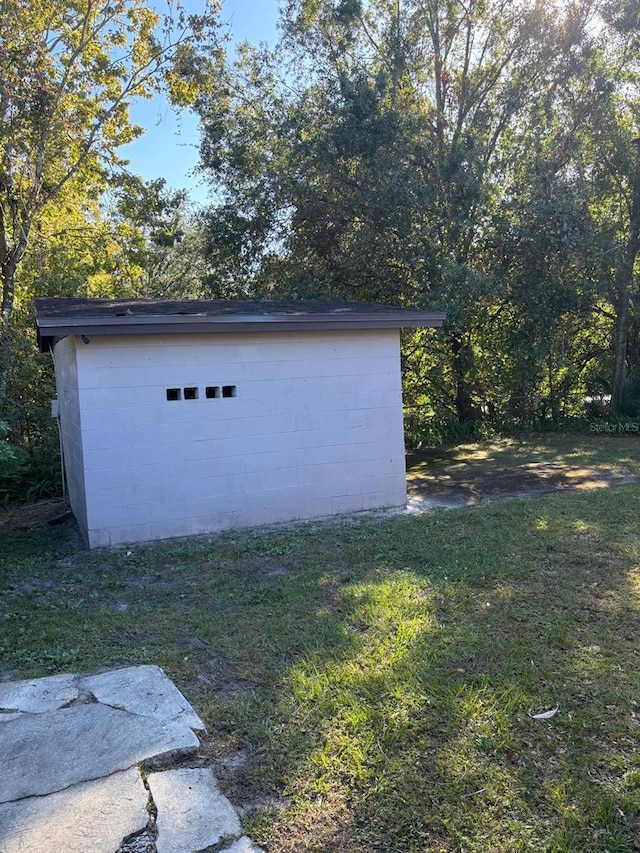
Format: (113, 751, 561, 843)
(71, 329, 407, 547)
(52, 336, 88, 540)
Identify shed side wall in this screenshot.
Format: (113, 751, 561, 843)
(52, 336, 88, 540)
(75, 330, 406, 547)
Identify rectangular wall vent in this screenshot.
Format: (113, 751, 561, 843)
(167, 386, 236, 401)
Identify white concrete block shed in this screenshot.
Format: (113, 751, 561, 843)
(35, 298, 446, 548)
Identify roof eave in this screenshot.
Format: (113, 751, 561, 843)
(37, 311, 447, 352)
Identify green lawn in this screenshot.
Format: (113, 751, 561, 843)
(407, 432, 640, 476)
(1, 436, 639, 852)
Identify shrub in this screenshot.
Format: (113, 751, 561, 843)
(0, 448, 62, 505)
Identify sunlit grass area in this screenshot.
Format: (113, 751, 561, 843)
(407, 433, 640, 476)
(2, 443, 639, 852)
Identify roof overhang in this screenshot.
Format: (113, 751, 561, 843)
(35, 298, 447, 352)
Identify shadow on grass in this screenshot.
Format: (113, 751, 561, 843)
(1, 486, 639, 852)
(406, 434, 640, 511)
(230, 490, 640, 852)
(407, 433, 640, 473)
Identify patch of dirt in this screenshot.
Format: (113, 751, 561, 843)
(0, 498, 68, 530)
(406, 460, 640, 510)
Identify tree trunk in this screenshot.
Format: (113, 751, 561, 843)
(611, 285, 630, 417)
(451, 331, 477, 423)
(627, 318, 640, 371)
(0, 201, 33, 407)
(0, 267, 16, 407)
(611, 138, 640, 417)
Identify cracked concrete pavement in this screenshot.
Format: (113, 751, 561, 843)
(0, 665, 264, 853)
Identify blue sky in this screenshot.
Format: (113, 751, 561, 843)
(121, 0, 280, 206)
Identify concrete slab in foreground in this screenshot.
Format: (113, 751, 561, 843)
(0, 665, 263, 853)
(149, 768, 242, 853)
(80, 664, 206, 731)
(0, 702, 200, 803)
(0, 673, 78, 715)
(0, 768, 149, 853)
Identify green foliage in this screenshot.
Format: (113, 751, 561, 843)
(0, 419, 16, 463)
(6, 0, 640, 450)
(196, 0, 640, 432)
(0, 0, 224, 453)
(619, 368, 640, 417)
(0, 326, 61, 505)
(1, 324, 57, 445)
(0, 449, 62, 505)
(0, 0, 222, 405)
(105, 176, 210, 298)
(404, 412, 485, 450)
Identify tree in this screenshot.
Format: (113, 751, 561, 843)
(549, 1, 640, 418)
(198, 0, 604, 419)
(107, 174, 211, 298)
(0, 0, 221, 401)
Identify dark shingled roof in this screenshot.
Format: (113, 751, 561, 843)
(34, 297, 446, 352)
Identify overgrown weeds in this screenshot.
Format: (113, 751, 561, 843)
(0, 451, 62, 505)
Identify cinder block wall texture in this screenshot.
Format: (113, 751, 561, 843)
(52, 336, 89, 542)
(54, 329, 408, 547)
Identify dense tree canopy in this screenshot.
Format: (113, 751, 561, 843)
(3, 0, 640, 478)
(196, 0, 640, 428)
(0, 0, 221, 401)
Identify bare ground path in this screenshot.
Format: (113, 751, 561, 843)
(406, 434, 640, 510)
